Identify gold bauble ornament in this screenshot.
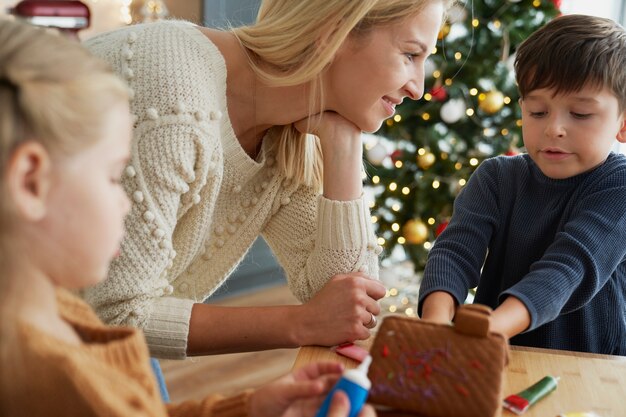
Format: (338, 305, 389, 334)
(417, 152, 436, 170)
(438, 23, 451, 40)
(402, 219, 429, 245)
(478, 90, 505, 114)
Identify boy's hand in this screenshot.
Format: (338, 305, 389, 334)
(490, 296, 531, 338)
(419, 291, 456, 324)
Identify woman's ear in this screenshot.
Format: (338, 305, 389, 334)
(6, 141, 52, 221)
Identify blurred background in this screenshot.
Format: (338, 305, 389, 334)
(1, 0, 625, 307)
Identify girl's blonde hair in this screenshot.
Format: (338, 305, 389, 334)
(0, 20, 128, 416)
(232, 0, 452, 190)
(0, 18, 129, 238)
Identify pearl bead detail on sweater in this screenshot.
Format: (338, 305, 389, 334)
(146, 107, 159, 120)
(194, 110, 206, 121)
(143, 211, 155, 222)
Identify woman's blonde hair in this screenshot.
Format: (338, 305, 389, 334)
(232, 0, 452, 190)
(0, 19, 128, 416)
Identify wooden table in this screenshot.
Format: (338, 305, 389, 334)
(294, 340, 626, 417)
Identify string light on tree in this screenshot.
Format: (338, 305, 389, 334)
(121, 0, 133, 24)
(139, 0, 168, 22)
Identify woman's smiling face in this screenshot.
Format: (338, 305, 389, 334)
(323, 1, 444, 133)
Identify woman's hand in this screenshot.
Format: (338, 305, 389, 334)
(294, 112, 363, 201)
(249, 362, 377, 417)
(249, 362, 342, 417)
(293, 273, 387, 346)
(293, 111, 362, 150)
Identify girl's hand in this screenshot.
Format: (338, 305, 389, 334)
(249, 362, 343, 417)
(294, 273, 387, 346)
(326, 390, 377, 417)
(249, 363, 378, 417)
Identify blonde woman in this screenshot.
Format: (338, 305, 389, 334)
(83, 0, 451, 360)
(0, 19, 374, 417)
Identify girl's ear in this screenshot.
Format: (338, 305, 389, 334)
(617, 111, 626, 143)
(6, 141, 52, 221)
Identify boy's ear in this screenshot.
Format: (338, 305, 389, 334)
(6, 141, 52, 221)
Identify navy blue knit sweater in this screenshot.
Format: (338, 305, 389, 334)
(418, 153, 626, 355)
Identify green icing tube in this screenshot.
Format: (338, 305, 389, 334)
(503, 375, 559, 415)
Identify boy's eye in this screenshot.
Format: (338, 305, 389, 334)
(571, 112, 592, 119)
(529, 111, 546, 118)
(404, 52, 419, 62)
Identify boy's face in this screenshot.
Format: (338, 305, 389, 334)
(520, 85, 626, 179)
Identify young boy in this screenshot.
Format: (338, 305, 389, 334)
(418, 14, 626, 355)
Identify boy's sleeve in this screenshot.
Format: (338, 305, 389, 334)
(501, 180, 626, 331)
(417, 160, 500, 315)
(262, 184, 381, 302)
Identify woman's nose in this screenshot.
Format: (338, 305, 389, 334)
(405, 67, 424, 101)
(405, 81, 423, 101)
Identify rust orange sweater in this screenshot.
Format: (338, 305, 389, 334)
(4, 288, 251, 417)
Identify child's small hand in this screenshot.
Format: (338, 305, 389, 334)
(249, 362, 344, 417)
(419, 291, 456, 324)
(325, 390, 377, 417)
(490, 296, 530, 339)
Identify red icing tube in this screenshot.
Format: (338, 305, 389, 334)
(332, 342, 370, 363)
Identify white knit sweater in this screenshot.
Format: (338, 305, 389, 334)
(81, 21, 381, 359)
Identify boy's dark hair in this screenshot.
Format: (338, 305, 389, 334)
(515, 14, 626, 111)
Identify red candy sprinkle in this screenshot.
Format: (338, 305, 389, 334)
(470, 359, 484, 370)
(455, 384, 470, 397)
(382, 345, 390, 357)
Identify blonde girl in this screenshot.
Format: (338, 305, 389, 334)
(0, 19, 373, 417)
(82, 0, 451, 360)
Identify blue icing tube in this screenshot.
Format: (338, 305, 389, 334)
(316, 355, 372, 417)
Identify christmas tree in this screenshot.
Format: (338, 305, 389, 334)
(366, 0, 560, 273)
